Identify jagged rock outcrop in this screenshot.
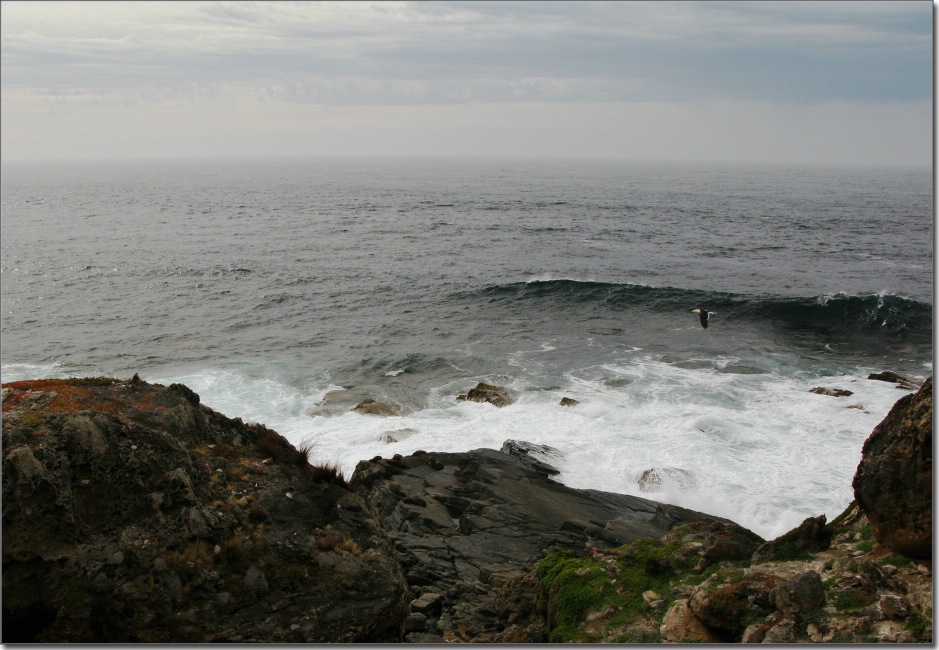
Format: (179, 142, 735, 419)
(488, 380, 934, 644)
(2, 378, 408, 643)
(496, 500, 931, 643)
(348, 445, 728, 642)
(852, 377, 932, 558)
(751, 514, 831, 564)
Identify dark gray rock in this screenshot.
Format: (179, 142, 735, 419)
(2, 378, 409, 643)
(752, 514, 831, 564)
(868, 371, 921, 389)
(350, 444, 731, 642)
(499, 439, 561, 476)
(853, 377, 932, 558)
(770, 571, 826, 614)
(810, 387, 854, 397)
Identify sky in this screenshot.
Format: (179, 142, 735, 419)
(0, 1, 933, 166)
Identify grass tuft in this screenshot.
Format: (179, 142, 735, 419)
(307, 461, 348, 487)
(293, 438, 315, 469)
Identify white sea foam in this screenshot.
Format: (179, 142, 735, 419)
(1, 356, 917, 540)
(135, 359, 916, 541)
(1, 361, 70, 383)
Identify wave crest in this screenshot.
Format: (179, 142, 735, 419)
(470, 279, 931, 340)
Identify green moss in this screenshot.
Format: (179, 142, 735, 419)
(761, 540, 813, 562)
(830, 589, 875, 612)
(906, 612, 929, 643)
(877, 555, 913, 569)
(615, 537, 694, 604)
(856, 540, 874, 552)
(826, 501, 859, 528)
(17, 410, 46, 428)
(535, 535, 706, 642)
(537, 550, 616, 642)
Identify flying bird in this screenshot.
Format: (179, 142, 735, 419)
(691, 306, 716, 329)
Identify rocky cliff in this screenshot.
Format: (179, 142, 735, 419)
(2, 377, 407, 642)
(2, 375, 932, 643)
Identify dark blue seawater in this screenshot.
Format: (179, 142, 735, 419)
(0, 158, 933, 538)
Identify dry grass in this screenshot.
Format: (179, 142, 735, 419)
(165, 540, 213, 573)
(339, 538, 361, 555)
(219, 533, 249, 569)
(248, 506, 270, 524)
(254, 432, 285, 461)
(315, 525, 361, 555)
(294, 438, 315, 468)
(316, 526, 342, 551)
(307, 461, 347, 487)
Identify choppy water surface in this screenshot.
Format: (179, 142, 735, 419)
(1, 157, 932, 538)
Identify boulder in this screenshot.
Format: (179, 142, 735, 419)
(696, 521, 762, 569)
(456, 382, 514, 407)
(810, 387, 854, 397)
(638, 466, 701, 492)
(868, 371, 921, 389)
(769, 570, 826, 614)
(852, 377, 932, 558)
(559, 397, 579, 407)
(688, 572, 781, 638)
(353, 398, 400, 416)
(660, 599, 722, 643)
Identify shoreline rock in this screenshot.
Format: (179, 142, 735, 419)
(853, 377, 932, 558)
(2, 375, 932, 643)
(2, 377, 408, 643)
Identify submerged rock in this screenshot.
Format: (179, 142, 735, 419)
(810, 386, 854, 397)
(637, 466, 701, 492)
(379, 428, 418, 443)
(353, 398, 400, 416)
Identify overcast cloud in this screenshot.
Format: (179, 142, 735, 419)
(0, 1, 932, 165)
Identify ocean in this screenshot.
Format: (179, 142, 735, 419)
(1, 157, 932, 540)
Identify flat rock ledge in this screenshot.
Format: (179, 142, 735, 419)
(349, 445, 724, 641)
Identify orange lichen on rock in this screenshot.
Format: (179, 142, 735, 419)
(2, 378, 171, 415)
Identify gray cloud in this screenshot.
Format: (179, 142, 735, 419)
(0, 1, 932, 163)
